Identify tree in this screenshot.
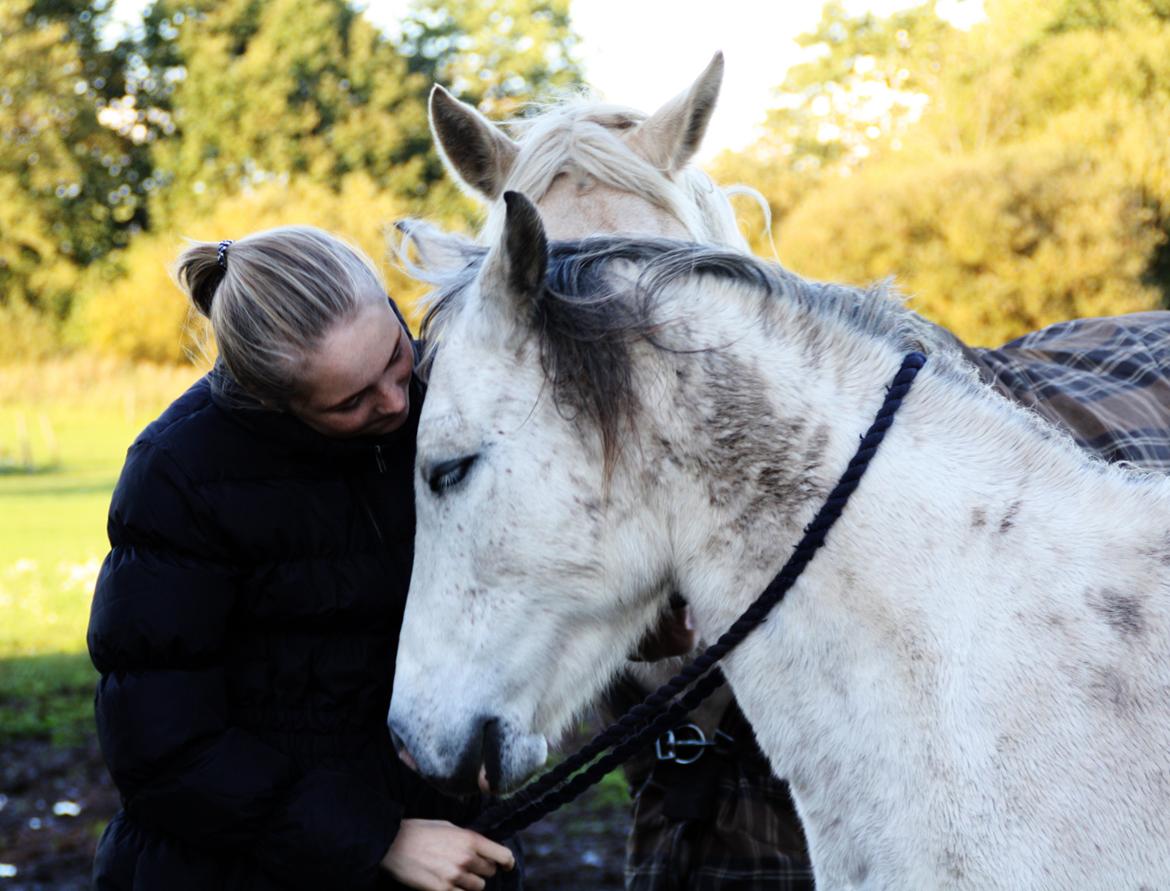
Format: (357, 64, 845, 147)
(722, 0, 1169, 341)
(778, 144, 1160, 344)
(137, 0, 433, 223)
(0, 0, 149, 320)
(907, 0, 1170, 305)
(397, 0, 583, 118)
(761, 1, 957, 174)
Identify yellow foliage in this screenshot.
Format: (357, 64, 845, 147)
(73, 175, 468, 362)
(0, 355, 200, 410)
(0, 299, 61, 364)
(778, 144, 1163, 346)
(705, 144, 816, 259)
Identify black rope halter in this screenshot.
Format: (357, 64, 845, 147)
(471, 351, 927, 840)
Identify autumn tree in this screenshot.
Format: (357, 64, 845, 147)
(0, 0, 149, 325)
(723, 0, 1170, 342)
(134, 0, 432, 223)
(762, 1, 956, 173)
(397, 0, 583, 118)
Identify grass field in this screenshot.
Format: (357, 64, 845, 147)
(0, 358, 202, 744)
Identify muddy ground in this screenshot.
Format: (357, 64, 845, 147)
(0, 736, 630, 890)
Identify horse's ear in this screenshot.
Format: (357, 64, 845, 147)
(628, 52, 723, 172)
(481, 191, 548, 320)
(430, 85, 520, 201)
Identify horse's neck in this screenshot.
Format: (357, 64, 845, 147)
(647, 295, 916, 627)
(648, 306, 1170, 884)
(652, 290, 1137, 629)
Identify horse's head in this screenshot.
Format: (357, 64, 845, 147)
(429, 53, 750, 251)
(389, 194, 678, 794)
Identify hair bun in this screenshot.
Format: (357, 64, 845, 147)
(174, 241, 229, 319)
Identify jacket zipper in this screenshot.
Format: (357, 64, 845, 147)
(361, 495, 385, 547)
(349, 467, 385, 547)
(374, 445, 387, 474)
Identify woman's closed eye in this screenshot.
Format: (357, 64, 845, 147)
(427, 454, 478, 494)
(333, 394, 364, 413)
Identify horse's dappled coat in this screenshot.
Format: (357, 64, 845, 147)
(390, 195, 1170, 890)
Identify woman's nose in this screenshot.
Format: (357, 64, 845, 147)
(375, 380, 408, 416)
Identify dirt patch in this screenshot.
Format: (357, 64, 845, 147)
(0, 739, 119, 891)
(521, 782, 629, 890)
(0, 736, 629, 890)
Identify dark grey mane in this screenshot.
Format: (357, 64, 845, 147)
(415, 236, 941, 466)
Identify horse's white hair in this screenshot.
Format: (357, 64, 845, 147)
(423, 53, 769, 255)
(484, 97, 754, 249)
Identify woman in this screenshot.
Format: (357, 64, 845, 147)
(87, 227, 518, 891)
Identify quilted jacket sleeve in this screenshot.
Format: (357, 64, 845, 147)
(88, 440, 400, 889)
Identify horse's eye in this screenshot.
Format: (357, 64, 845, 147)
(427, 454, 478, 494)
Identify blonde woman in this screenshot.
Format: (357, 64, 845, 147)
(87, 227, 519, 891)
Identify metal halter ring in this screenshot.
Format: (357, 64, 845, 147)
(655, 723, 713, 765)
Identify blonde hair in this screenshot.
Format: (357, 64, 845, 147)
(174, 226, 385, 407)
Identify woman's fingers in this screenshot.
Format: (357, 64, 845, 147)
(472, 834, 516, 870)
(464, 855, 497, 877)
(381, 819, 514, 891)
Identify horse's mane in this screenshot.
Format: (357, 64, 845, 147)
(408, 233, 966, 467)
(488, 98, 752, 250)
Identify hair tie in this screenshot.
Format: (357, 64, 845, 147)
(217, 240, 234, 270)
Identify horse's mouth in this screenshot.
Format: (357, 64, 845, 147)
(482, 717, 504, 792)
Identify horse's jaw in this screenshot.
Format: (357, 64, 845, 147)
(388, 593, 668, 794)
(388, 521, 674, 795)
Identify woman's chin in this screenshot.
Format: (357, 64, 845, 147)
(365, 411, 408, 437)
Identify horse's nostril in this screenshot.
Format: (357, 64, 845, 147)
(482, 717, 504, 793)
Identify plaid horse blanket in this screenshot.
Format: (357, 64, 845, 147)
(965, 312, 1170, 473)
(620, 311, 1170, 891)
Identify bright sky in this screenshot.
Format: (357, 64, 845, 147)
(112, 0, 985, 160)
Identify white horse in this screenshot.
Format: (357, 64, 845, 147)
(419, 60, 975, 775)
(428, 52, 754, 251)
(389, 194, 1170, 889)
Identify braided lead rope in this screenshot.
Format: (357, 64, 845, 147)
(473, 351, 927, 839)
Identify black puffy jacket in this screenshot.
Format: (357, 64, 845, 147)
(87, 369, 485, 890)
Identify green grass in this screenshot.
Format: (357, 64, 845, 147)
(0, 653, 98, 745)
(0, 358, 202, 743)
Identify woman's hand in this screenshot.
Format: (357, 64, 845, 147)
(382, 819, 515, 891)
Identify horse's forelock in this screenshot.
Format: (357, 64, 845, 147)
(498, 100, 724, 245)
